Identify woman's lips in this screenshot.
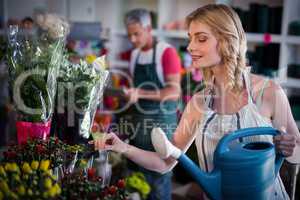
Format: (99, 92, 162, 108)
(191, 55, 202, 61)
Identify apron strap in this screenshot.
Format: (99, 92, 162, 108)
(243, 69, 254, 104)
(135, 40, 157, 66)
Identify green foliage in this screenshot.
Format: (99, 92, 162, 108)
(6, 28, 65, 122)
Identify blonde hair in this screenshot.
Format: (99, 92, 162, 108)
(186, 4, 247, 92)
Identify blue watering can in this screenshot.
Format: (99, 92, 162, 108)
(151, 127, 284, 200)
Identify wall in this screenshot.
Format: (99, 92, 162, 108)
(6, 0, 47, 20)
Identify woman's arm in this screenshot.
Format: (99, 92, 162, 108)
(94, 92, 205, 173)
(265, 81, 300, 162)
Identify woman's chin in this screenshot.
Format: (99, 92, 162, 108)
(191, 62, 209, 69)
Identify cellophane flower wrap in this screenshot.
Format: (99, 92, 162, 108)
(6, 14, 69, 143)
(58, 55, 109, 139)
(7, 13, 69, 122)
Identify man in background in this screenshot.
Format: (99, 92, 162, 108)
(122, 9, 181, 200)
(21, 17, 34, 30)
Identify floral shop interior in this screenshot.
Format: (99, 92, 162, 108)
(1, 0, 300, 200)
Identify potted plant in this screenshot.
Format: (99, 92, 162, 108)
(6, 13, 69, 144)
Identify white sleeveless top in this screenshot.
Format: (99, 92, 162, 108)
(194, 70, 290, 199)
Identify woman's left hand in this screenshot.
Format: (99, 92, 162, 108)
(273, 127, 297, 157)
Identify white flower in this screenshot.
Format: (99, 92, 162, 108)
(36, 13, 70, 39)
(92, 56, 107, 71)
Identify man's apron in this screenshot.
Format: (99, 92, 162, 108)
(127, 43, 178, 176)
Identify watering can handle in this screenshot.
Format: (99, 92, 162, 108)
(216, 127, 284, 175)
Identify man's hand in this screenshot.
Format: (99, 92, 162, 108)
(123, 88, 140, 104)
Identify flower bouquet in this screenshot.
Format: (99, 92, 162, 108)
(6, 13, 69, 144)
(0, 160, 61, 200)
(125, 172, 151, 200)
(59, 168, 129, 200)
(2, 136, 96, 174)
(57, 55, 109, 139)
(2, 137, 68, 169)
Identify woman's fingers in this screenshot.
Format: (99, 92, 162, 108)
(274, 132, 297, 157)
(90, 133, 114, 150)
(274, 139, 296, 147)
(89, 132, 127, 153)
(274, 135, 296, 144)
(280, 150, 293, 157)
(276, 144, 295, 152)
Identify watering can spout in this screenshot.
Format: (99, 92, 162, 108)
(151, 128, 221, 200)
(178, 154, 221, 200)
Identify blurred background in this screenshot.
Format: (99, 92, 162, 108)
(0, 0, 300, 199)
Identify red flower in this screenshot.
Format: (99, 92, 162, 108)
(4, 151, 17, 159)
(91, 124, 98, 133)
(117, 179, 126, 189)
(9, 151, 17, 159)
(100, 188, 109, 198)
(36, 144, 45, 153)
(108, 186, 117, 195)
(87, 168, 96, 180)
(20, 140, 28, 147)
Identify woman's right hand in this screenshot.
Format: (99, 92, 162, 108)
(93, 132, 130, 154)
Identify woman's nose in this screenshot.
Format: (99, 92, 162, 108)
(187, 41, 195, 53)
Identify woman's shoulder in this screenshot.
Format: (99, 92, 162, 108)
(249, 73, 284, 103)
(185, 90, 210, 115)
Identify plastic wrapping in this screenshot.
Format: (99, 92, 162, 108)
(58, 55, 109, 139)
(6, 14, 68, 123)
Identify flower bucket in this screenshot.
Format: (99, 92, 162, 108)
(16, 120, 51, 144)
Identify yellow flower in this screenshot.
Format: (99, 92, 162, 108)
(22, 162, 32, 174)
(0, 166, 6, 177)
(140, 183, 151, 198)
(86, 54, 97, 64)
(13, 174, 20, 182)
(0, 181, 9, 193)
(17, 185, 25, 196)
(79, 159, 87, 168)
(33, 180, 38, 186)
(7, 191, 18, 199)
(126, 172, 151, 199)
(42, 191, 49, 199)
(54, 183, 61, 195)
(4, 163, 10, 171)
(48, 184, 59, 197)
(27, 189, 33, 196)
(92, 55, 107, 70)
(23, 174, 29, 180)
(10, 163, 20, 173)
(39, 160, 50, 171)
(31, 161, 39, 170)
(44, 178, 52, 189)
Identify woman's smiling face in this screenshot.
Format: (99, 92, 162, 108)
(187, 20, 221, 69)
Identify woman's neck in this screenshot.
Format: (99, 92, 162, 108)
(209, 65, 246, 114)
(211, 64, 228, 93)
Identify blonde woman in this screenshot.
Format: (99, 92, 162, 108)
(93, 4, 300, 199)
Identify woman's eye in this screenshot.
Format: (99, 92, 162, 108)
(198, 38, 206, 42)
